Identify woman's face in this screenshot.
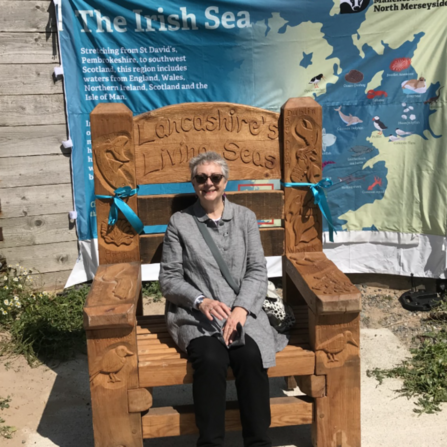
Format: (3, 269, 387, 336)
(192, 162, 228, 207)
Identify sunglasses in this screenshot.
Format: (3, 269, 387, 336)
(194, 173, 225, 185)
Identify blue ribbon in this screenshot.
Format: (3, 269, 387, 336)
(96, 186, 144, 235)
(281, 178, 336, 242)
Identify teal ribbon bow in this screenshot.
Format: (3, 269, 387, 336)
(281, 178, 336, 242)
(96, 186, 144, 235)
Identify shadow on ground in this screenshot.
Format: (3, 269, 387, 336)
(36, 356, 94, 447)
(36, 357, 311, 447)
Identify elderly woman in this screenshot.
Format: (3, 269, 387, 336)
(159, 151, 288, 447)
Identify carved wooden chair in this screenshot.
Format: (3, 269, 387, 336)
(83, 97, 361, 447)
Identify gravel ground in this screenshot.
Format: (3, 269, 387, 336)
(358, 285, 445, 348)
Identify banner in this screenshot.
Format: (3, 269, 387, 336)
(56, 0, 447, 283)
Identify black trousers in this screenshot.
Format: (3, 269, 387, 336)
(187, 335, 271, 447)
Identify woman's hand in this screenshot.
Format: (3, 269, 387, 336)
(223, 307, 248, 346)
(198, 298, 232, 321)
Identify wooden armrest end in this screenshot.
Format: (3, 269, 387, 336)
(285, 253, 361, 315)
(84, 262, 141, 330)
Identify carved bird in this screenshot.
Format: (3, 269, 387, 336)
(90, 345, 134, 383)
(316, 331, 358, 362)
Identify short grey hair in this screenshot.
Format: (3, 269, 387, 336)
(189, 151, 229, 180)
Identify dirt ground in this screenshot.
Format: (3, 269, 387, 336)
(0, 286, 446, 447)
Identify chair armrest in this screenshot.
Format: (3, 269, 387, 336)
(285, 253, 361, 315)
(83, 262, 141, 330)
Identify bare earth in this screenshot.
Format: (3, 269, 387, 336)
(0, 289, 446, 447)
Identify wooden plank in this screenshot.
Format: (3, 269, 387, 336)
(0, 183, 73, 218)
(0, 154, 70, 188)
(128, 388, 153, 413)
(84, 263, 141, 330)
(0, 32, 59, 64)
(0, 64, 63, 96)
(28, 269, 72, 292)
(142, 396, 312, 438)
(286, 253, 361, 315)
(140, 227, 284, 264)
(86, 327, 142, 447)
(295, 375, 326, 398)
(134, 102, 280, 184)
(0, 1, 57, 32)
(0, 95, 65, 127)
(309, 311, 361, 447)
(138, 347, 315, 388)
(138, 191, 284, 226)
(0, 241, 78, 274)
(0, 125, 68, 158)
(0, 213, 77, 248)
(259, 227, 284, 257)
(281, 97, 323, 254)
(91, 103, 140, 265)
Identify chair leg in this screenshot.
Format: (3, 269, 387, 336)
(309, 312, 361, 447)
(87, 327, 143, 447)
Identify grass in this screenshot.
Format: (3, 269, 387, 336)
(0, 266, 89, 366)
(368, 299, 447, 414)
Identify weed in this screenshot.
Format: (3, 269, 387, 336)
(0, 423, 17, 439)
(0, 396, 10, 411)
(0, 396, 15, 439)
(142, 281, 163, 303)
(0, 266, 89, 366)
(368, 307, 447, 414)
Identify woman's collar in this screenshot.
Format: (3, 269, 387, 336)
(193, 197, 234, 222)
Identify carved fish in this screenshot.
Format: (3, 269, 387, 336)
(334, 106, 363, 126)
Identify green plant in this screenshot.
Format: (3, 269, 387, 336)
(0, 396, 15, 439)
(368, 329, 447, 414)
(0, 266, 90, 366)
(142, 281, 163, 302)
(0, 397, 10, 411)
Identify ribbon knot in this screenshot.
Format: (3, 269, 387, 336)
(281, 178, 336, 242)
(96, 186, 144, 235)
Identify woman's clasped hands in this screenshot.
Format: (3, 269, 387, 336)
(198, 298, 248, 346)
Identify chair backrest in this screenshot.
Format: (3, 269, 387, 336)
(91, 98, 323, 266)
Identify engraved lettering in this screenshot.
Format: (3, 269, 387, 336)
(218, 109, 233, 132)
(194, 116, 205, 131)
(249, 118, 262, 135)
(237, 117, 248, 132)
(252, 150, 263, 166)
(241, 148, 251, 163)
(156, 120, 170, 138)
(268, 123, 279, 140)
(167, 148, 176, 165)
(223, 141, 239, 161)
(265, 154, 276, 170)
(181, 117, 193, 132)
(138, 122, 156, 145)
(143, 151, 162, 175)
(206, 115, 218, 131)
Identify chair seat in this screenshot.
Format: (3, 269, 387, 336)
(137, 305, 316, 388)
